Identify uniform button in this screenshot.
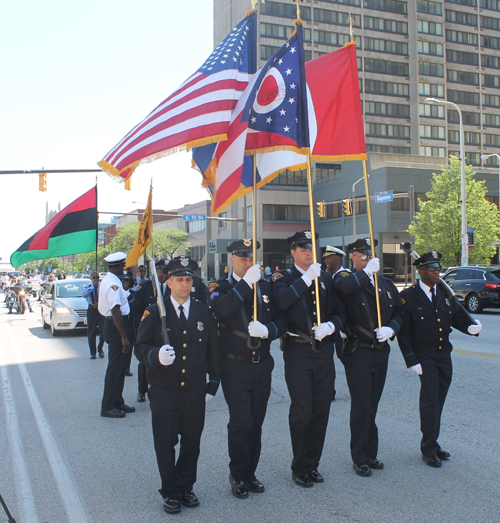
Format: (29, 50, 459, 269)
(439, 328, 443, 332)
(199, 339, 202, 341)
(362, 303, 365, 306)
(313, 301, 316, 304)
(182, 356, 187, 360)
(439, 346, 442, 350)
(421, 317, 424, 320)
(182, 369, 186, 374)
(183, 343, 187, 348)
(253, 351, 256, 355)
(313, 312, 316, 315)
(183, 330, 187, 334)
(437, 319, 441, 322)
(181, 382, 185, 386)
(312, 291, 315, 295)
(439, 338, 443, 341)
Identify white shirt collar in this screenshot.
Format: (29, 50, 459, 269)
(232, 272, 242, 282)
(170, 295, 190, 319)
(294, 263, 306, 275)
(419, 280, 436, 302)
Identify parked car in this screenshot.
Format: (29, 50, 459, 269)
(40, 278, 91, 336)
(383, 266, 396, 279)
(441, 266, 500, 313)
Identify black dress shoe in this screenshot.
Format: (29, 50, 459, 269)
(366, 457, 384, 469)
(163, 497, 181, 514)
(125, 370, 133, 376)
(98, 351, 104, 358)
(436, 449, 450, 460)
(243, 478, 265, 493)
(180, 490, 199, 507)
(230, 474, 249, 499)
(292, 473, 314, 488)
(422, 455, 442, 467)
(137, 393, 146, 403)
(100, 408, 125, 418)
(353, 464, 372, 477)
(90, 355, 97, 359)
(308, 470, 324, 483)
(116, 404, 135, 413)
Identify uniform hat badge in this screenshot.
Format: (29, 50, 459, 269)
(432, 251, 438, 259)
(305, 231, 312, 239)
(243, 238, 252, 247)
(179, 256, 189, 267)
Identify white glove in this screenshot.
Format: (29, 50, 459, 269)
(363, 257, 380, 277)
(243, 264, 261, 286)
(375, 326, 394, 342)
(409, 364, 423, 375)
(302, 263, 321, 286)
(467, 319, 482, 335)
(248, 321, 268, 339)
(205, 394, 214, 402)
(158, 345, 176, 366)
(312, 322, 335, 340)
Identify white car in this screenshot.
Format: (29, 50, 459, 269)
(41, 278, 91, 336)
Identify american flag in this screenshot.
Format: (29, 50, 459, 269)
(98, 10, 257, 182)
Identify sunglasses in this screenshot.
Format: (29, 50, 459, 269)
(422, 265, 441, 272)
(353, 252, 372, 262)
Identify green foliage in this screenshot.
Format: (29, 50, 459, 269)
(147, 228, 191, 260)
(408, 156, 499, 266)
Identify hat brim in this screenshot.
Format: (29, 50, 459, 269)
(293, 242, 313, 249)
(323, 252, 343, 257)
(168, 269, 195, 278)
(232, 251, 254, 258)
(419, 262, 441, 269)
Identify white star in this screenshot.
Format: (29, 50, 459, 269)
(251, 117, 257, 123)
(278, 58, 283, 65)
(235, 51, 240, 56)
(290, 47, 297, 54)
(240, 59, 243, 65)
(279, 109, 286, 116)
(238, 46, 242, 50)
(290, 83, 297, 89)
(266, 117, 273, 124)
(288, 97, 295, 104)
(285, 68, 292, 75)
(233, 57, 237, 62)
(221, 60, 226, 64)
(295, 117, 298, 123)
(283, 126, 290, 132)
(273, 57, 277, 62)
(208, 67, 213, 70)
(224, 54, 228, 58)
(228, 44, 234, 47)
(286, 42, 290, 48)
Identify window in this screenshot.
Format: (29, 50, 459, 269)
(261, 23, 311, 42)
(316, 163, 341, 181)
(419, 61, 444, 77)
(325, 203, 343, 219)
(419, 125, 446, 139)
(261, 1, 311, 19)
(391, 194, 411, 211)
(419, 82, 445, 97)
(418, 20, 443, 35)
(483, 133, 500, 146)
(418, 41, 444, 56)
(187, 220, 205, 234)
(315, 30, 350, 47)
(482, 54, 500, 70)
(447, 89, 480, 105)
(419, 146, 447, 156)
(365, 101, 410, 117)
(314, 9, 360, 27)
(319, 0, 360, 5)
(246, 205, 252, 224)
(447, 69, 479, 85)
(364, 38, 408, 55)
(364, 0, 407, 13)
(446, 10, 478, 25)
(446, 49, 479, 65)
(418, 0, 443, 14)
(482, 35, 500, 49)
(448, 130, 481, 144)
(366, 123, 411, 138)
(363, 16, 408, 34)
(260, 45, 279, 60)
(365, 58, 409, 75)
(481, 0, 500, 10)
(218, 212, 227, 229)
(446, 0, 477, 5)
(419, 103, 445, 118)
(365, 79, 409, 96)
(481, 15, 500, 30)
(484, 113, 500, 126)
(483, 74, 500, 88)
(263, 204, 309, 221)
(448, 110, 481, 125)
(268, 168, 308, 186)
(366, 144, 411, 153)
(189, 246, 205, 262)
(483, 93, 500, 106)
(446, 30, 479, 45)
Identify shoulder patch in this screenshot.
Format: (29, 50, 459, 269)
(136, 285, 142, 290)
(401, 297, 406, 305)
(208, 282, 219, 292)
(141, 310, 150, 321)
(339, 271, 351, 277)
(111, 285, 119, 291)
(272, 272, 283, 281)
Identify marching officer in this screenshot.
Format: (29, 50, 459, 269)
(208, 239, 287, 499)
(82, 272, 105, 359)
(135, 256, 221, 514)
(323, 245, 349, 278)
(334, 238, 404, 477)
(98, 252, 135, 418)
(397, 251, 482, 467)
(273, 231, 346, 488)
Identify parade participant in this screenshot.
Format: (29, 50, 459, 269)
(273, 231, 346, 488)
(335, 238, 404, 477)
(82, 273, 105, 359)
(163, 259, 207, 304)
(98, 252, 135, 418)
(135, 265, 146, 286)
(397, 251, 482, 467)
(135, 256, 221, 514)
(209, 239, 287, 499)
(323, 245, 348, 278)
(121, 271, 136, 377)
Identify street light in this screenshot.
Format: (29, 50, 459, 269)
(425, 98, 468, 266)
(352, 175, 367, 241)
(481, 153, 500, 255)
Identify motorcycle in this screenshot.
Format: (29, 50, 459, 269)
(9, 283, 34, 314)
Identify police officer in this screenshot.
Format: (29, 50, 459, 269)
(98, 252, 135, 418)
(164, 259, 207, 304)
(135, 256, 221, 514)
(334, 238, 404, 476)
(323, 245, 348, 278)
(209, 239, 287, 499)
(273, 231, 346, 488)
(82, 272, 105, 359)
(397, 251, 482, 467)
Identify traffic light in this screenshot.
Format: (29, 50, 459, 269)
(39, 173, 47, 192)
(342, 199, 351, 215)
(316, 201, 325, 218)
(400, 242, 411, 252)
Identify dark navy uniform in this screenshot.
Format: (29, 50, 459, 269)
(335, 266, 404, 467)
(273, 263, 346, 479)
(209, 274, 287, 485)
(135, 294, 221, 499)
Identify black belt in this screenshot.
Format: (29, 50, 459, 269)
(106, 314, 131, 320)
(222, 352, 268, 364)
(286, 336, 311, 344)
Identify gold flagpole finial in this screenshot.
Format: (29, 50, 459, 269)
(293, 0, 303, 21)
(347, 13, 355, 42)
(252, 0, 257, 8)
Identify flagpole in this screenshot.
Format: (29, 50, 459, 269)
(252, 154, 258, 322)
(362, 159, 382, 327)
(95, 177, 98, 273)
(306, 156, 321, 325)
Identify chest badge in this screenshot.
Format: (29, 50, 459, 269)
(386, 291, 392, 300)
(197, 321, 204, 331)
(262, 295, 270, 304)
(320, 281, 326, 290)
(191, 287, 195, 293)
(445, 298, 450, 306)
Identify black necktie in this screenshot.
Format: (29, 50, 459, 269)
(160, 283, 164, 296)
(431, 287, 436, 306)
(179, 305, 187, 328)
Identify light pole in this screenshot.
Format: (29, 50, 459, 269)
(481, 153, 500, 258)
(352, 175, 367, 241)
(425, 98, 468, 266)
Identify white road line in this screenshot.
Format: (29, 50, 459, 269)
(5, 323, 89, 523)
(0, 335, 39, 523)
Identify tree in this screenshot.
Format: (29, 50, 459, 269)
(148, 229, 191, 260)
(408, 155, 499, 266)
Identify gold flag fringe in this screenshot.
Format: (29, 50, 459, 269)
(341, 41, 357, 49)
(245, 8, 258, 16)
(310, 152, 367, 162)
(244, 145, 311, 156)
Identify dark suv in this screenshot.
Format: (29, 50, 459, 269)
(442, 266, 500, 313)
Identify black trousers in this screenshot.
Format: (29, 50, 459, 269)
(138, 362, 148, 394)
(283, 341, 334, 476)
(87, 306, 104, 356)
(149, 384, 206, 497)
(343, 345, 389, 466)
(101, 317, 133, 412)
(418, 351, 453, 457)
(221, 354, 274, 482)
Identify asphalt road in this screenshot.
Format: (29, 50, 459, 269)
(1, 297, 499, 523)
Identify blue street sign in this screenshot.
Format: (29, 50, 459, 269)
(182, 214, 206, 221)
(375, 190, 394, 203)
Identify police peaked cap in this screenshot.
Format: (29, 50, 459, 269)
(323, 245, 346, 257)
(164, 256, 198, 277)
(227, 239, 260, 258)
(104, 252, 127, 265)
(347, 238, 378, 253)
(120, 271, 134, 282)
(288, 231, 318, 248)
(412, 251, 442, 268)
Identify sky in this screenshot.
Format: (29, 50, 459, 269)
(0, 0, 227, 264)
